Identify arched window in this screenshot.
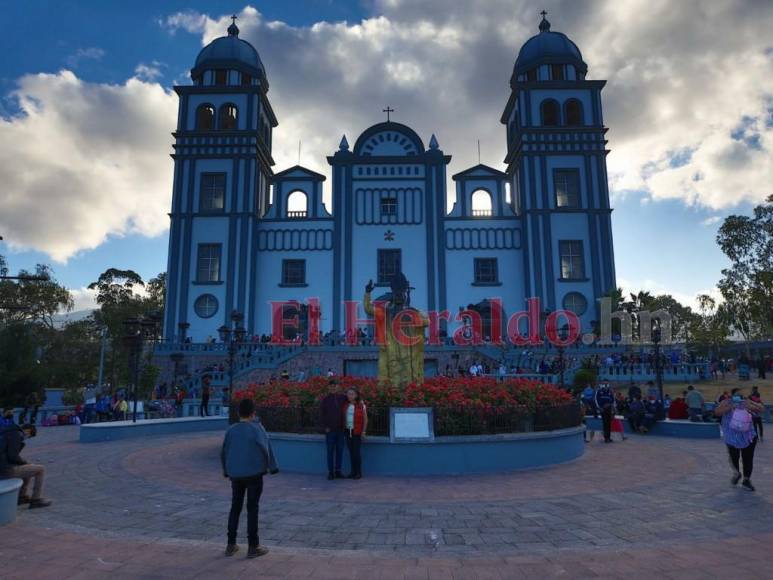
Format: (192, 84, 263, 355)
(196, 104, 215, 130)
(565, 99, 583, 126)
(471, 189, 493, 217)
(219, 104, 238, 130)
(540, 99, 560, 126)
(287, 190, 308, 218)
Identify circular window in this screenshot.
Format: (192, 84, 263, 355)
(194, 294, 219, 319)
(562, 292, 587, 316)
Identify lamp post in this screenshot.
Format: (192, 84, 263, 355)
(652, 321, 663, 404)
(557, 324, 569, 390)
(122, 315, 162, 423)
(219, 310, 246, 424)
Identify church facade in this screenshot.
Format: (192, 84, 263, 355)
(163, 15, 616, 342)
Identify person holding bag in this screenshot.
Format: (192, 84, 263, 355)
(715, 388, 763, 492)
(342, 387, 367, 480)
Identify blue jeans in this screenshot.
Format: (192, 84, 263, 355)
(326, 430, 345, 475)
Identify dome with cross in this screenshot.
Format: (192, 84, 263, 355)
(192, 16, 265, 79)
(514, 12, 587, 77)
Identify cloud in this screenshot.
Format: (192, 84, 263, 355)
(617, 277, 722, 312)
(2, 1, 771, 263)
(161, 1, 773, 211)
(700, 216, 722, 226)
(65, 47, 105, 68)
(68, 286, 98, 312)
(134, 61, 166, 82)
(0, 70, 177, 261)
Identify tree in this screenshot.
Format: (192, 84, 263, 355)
(0, 323, 45, 408)
(0, 262, 73, 329)
(716, 195, 773, 343)
(688, 294, 731, 356)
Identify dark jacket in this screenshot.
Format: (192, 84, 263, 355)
(0, 424, 26, 476)
(320, 393, 346, 431)
(221, 420, 278, 480)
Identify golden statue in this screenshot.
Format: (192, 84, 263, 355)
(363, 273, 428, 388)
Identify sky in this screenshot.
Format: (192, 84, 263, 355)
(0, 0, 771, 313)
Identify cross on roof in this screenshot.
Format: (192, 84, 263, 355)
(540, 10, 547, 18)
(231, 14, 238, 24)
(383, 106, 395, 122)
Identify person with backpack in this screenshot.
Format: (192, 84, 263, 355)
(594, 382, 615, 443)
(715, 388, 763, 491)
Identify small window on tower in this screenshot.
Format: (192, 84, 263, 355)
(551, 64, 564, 80)
(526, 68, 537, 81)
(540, 100, 560, 126)
(474, 258, 499, 285)
(219, 104, 238, 130)
(196, 104, 215, 130)
(380, 197, 397, 217)
(200, 173, 226, 212)
(554, 169, 580, 208)
(241, 73, 252, 86)
(214, 70, 228, 85)
(565, 99, 583, 126)
(377, 249, 401, 285)
(281, 260, 306, 286)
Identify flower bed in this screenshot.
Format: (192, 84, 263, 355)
(234, 376, 581, 436)
(234, 376, 572, 410)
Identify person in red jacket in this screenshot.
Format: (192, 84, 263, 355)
(667, 396, 689, 420)
(342, 387, 368, 480)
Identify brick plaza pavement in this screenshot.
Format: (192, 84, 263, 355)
(2, 425, 773, 578)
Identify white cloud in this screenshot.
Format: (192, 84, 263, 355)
(0, 70, 177, 261)
(134, 61, 165, 81)
(65, 47, 105, 68)
(2, 1, 771, 262)
(68, 286, 98, 312)
(163, 1, 773, 211)
(700, 216, 722, 226)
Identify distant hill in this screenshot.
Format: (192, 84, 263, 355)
(52, 308, 95, 328)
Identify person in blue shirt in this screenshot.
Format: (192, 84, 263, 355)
(594, 383, 616, 443)
(221, 398, 279, 558)
(581, 385, 596, 417)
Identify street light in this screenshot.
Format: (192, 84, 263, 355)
(219, 310, 246, 424)
(652, 320, 664, 406)
(122, 315, 162, 423)
(557, 323, 569, 390)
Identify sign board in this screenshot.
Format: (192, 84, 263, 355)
(390, 407, 434, 442)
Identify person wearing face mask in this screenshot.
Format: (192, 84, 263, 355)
(715, 388, 764, 492)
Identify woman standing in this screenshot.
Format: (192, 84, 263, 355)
(715, 388, 763, 491)
(342, 387, 368, 480)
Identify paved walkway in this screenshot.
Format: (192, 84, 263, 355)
(3, 426, 773, 578)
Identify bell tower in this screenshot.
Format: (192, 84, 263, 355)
(164, 18, 278, 341)
(501, 13, 615, 326)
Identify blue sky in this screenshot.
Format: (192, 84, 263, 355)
(1, 0, 770, 311)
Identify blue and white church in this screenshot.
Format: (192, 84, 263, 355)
(163, 15, 616, 342)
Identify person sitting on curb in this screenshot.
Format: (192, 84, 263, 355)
(0, 421, 52, 508)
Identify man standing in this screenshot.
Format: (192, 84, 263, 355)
(221, 398, 278, 558)
(685, 385, 705, 422)
(200, 375, 211, 417)
(595, 382, 615, 443)
(320, 380, 346, 480)
(83, 384, 97, 424)
(174, 387, 185, 418)
(0, 422, 52, 508)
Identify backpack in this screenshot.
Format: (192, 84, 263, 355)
(729, 408, 752, 433)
